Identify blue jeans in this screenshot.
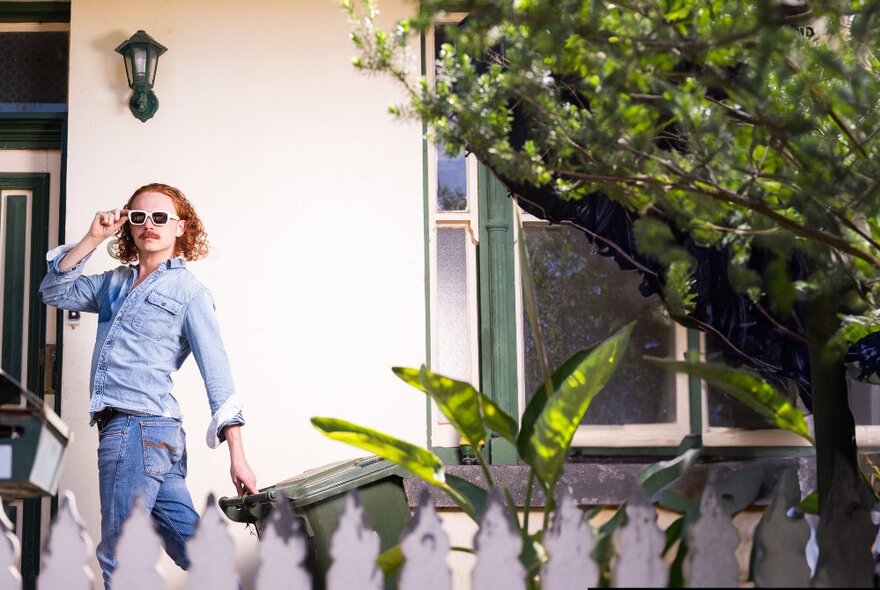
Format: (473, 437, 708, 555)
(96, 413, 199, 589)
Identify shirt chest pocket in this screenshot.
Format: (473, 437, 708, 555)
(131, 291, 183, 340)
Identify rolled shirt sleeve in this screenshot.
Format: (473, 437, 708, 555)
(39, 244, 104, 312)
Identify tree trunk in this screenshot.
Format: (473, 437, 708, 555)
(806, 293, 859, 510)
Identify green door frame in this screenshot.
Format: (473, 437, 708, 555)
(0, 112, 67, 590)
(0, 173, 52, 590)
(477, 165, 519, 464)
(0, 173, 50, 388)
(1, 5, 69, 586)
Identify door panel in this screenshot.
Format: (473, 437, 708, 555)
(0, 157, 58, 590)
(1, 189, 33, 382)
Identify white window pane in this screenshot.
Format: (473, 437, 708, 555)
(437, 146, 467, 212)
(436, 227, 470, 382)
(522, 224, 676, 425)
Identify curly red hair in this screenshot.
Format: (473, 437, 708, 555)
(110, 183, 209, 264)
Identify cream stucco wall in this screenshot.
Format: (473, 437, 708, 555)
(60, 0, 426, 586)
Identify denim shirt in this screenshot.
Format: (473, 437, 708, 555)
(39, 244, 244, 449)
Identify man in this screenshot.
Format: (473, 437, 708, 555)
(40, 183, 258, 588)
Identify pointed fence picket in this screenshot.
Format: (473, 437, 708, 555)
(398, 491, 451, 590)
(0, 473, 875, 589)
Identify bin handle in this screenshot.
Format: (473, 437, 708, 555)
(354, 455, 383, 467)
(218, 488, 277, 510)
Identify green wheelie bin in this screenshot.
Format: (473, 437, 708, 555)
(219, 455, 411, 590)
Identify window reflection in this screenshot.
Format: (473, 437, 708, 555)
(705, 334, 787, 429)
(522, 224, 676, 425)
(437, 146, 467, 211)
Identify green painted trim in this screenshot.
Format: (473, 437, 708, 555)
(420, 31, 433, 450)
(490, 439, 518, 464)
(432, 447, 459, 464)
(0, 115, 65, 149)
(21, 499, 40, 590)
(0, 2, 70, 23)
(477, 166, 518, 464)
(0, 174, 52, 393)
(570, 445, 816, 458)
(0, 173, 51, 590)
(2, 195, 26, 380)
(54, 118, 68, 421)
(687, 328, 702, 434)
(27, 174, 49, 397)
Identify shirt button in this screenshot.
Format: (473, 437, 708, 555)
(117, 315, 123, 321)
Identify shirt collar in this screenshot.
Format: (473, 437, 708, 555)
(129, 258, 187, 272)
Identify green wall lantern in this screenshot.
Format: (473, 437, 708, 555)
(115, 30, 167, 122)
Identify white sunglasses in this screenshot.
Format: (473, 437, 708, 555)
(127, 210, 181, 226)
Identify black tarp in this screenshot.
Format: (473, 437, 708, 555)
(502, 177, 827, 410)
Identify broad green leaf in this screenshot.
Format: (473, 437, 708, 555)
(518, 344, 599, 465)
(311, 417, 445, 483)
(520, 532, 544, 579)
(592, 503, 626, 582)
(393, 366, 518, 446)
(394, 366, 486, 449)
(480, 396, 519, 445)
(311, 416, 477, 519)
(520, 322, 634, 491)
(393, 366, 427, 391)
(376, 544, 404, 575)
(663, 516, 685, 557)
(446, 474, 488, 516)
(669, 535, 689, 588)
(638, 447, 701, 499)
(647, 358, 814, 443)
(800, 490, 819, 515)
(655, 489, 697, 515)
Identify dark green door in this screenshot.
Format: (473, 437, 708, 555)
(0, 174, 52, 590)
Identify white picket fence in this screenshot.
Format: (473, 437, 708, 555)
(0, 470, 871, 589)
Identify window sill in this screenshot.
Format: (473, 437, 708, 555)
(402, 455, 817, 509)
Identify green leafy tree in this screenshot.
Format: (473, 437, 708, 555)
(343, 0, 880, 511)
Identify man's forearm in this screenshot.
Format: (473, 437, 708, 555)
(224, 424, 258, 495)
(57, 235, 102, 271)
(224, 424, 247, 461)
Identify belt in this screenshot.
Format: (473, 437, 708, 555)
(95, 407, 117, 431)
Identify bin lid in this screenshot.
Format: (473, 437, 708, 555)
(273, 455, 406, 508)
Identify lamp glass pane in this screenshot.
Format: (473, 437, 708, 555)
(123, 53, 134, 86)
(147, 50, 159, 86)
(133, 47, 147, 83)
